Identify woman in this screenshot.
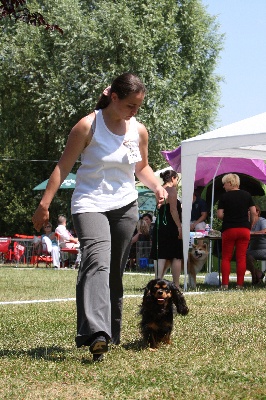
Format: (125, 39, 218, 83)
(217, 173, 256, 289)
(132, 218, 151, 244)
(150, 169, 182, 288)
(142, 213, 153, 237)
(128, 218, 151, 269)
(33, 223, 60, 268)
(32, 73, 167, 361)
(41, 223, 60, 269)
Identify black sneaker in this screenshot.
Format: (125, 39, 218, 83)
(89, 336, 108, 355)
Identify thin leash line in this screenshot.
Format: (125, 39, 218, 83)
(155, 197, 167, 278)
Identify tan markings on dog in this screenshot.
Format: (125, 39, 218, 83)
(154, 284, 172, 300)
(161, 333, 171, 344)
(162, 321, 172, 328)
(147, 322, 159, 331)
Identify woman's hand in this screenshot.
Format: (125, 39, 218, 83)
(32, 205, 49, 232)
(190, 223, 195, 231)
(155, 186, 168, 208)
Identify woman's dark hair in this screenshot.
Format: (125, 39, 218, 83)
(95, 72, 146, 110)
(160, 169, 177, 184)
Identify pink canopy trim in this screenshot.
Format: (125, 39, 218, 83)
(161, 146, 266, 187)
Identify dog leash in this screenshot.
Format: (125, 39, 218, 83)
(154, 198, 167, 278)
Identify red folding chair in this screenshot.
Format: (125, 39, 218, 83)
(34, 253, 53, 268)
(7, 241, 26, 266)
(55, 233, 79, 268)
(0, 237, 12, 263)
(31, 241, 53, 268)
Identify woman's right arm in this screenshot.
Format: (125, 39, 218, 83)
(32, 115, 94, 231)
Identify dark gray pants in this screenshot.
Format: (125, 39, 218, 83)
(73, 201, 138, 347)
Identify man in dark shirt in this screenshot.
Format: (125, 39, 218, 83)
(190, 192, 208, 231)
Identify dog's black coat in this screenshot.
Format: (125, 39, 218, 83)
(139, 279, 189, 348)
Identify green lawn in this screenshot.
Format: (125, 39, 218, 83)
(0, 267, 265, 399)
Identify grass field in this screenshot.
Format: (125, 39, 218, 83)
(0, 267, 266, 399)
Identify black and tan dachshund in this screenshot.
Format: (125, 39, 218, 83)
(140, 279, 189, 349)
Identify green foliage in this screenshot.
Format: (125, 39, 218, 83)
(0, 0, 63, 32)
(0, 0, 224, 235)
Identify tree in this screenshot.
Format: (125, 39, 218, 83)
(0, 0, 63, 33)
(0, 0, 224, 235)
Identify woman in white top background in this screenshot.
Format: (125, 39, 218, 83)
(32, 72, 167, 361)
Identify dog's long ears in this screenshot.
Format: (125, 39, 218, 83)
(143, 279, 158, 298)
(171, 284, 189, 316)
(143, 287, 150, 297)
(144, 279, 158, 296)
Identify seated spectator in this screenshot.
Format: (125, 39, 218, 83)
(128, 218, 151, 269)
(132, 218, 151, 244)
(190, 190, 208, 232)
(55, 215, 79, 248)
(141, 213, 154, 237)
(246, 205, 266, 284)
(55, 215, 81, 268)
(33, 223, 60, 268)
(41, 223, 60, 268)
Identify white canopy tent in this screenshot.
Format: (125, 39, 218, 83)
(179, 112, 266, 290)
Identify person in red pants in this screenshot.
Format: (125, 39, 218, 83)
(217, 173, 256, 289)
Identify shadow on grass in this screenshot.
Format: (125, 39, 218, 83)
(0, 346, 68, 361)
(122, 339, 144, 351)
(79, 340, 145, 364)
(80, 355, 105, 365)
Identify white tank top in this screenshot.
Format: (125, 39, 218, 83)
(71, 109, 139, 213)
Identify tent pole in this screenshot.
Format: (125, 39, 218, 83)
(208, 158, 223, 272)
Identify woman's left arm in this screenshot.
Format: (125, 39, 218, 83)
(217, 209, 224, 220)
(135, 123, 168, 207)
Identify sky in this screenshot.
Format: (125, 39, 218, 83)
(202, 0, 266, 129)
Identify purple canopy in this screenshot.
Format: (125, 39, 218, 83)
(161, 146, 266, 187)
